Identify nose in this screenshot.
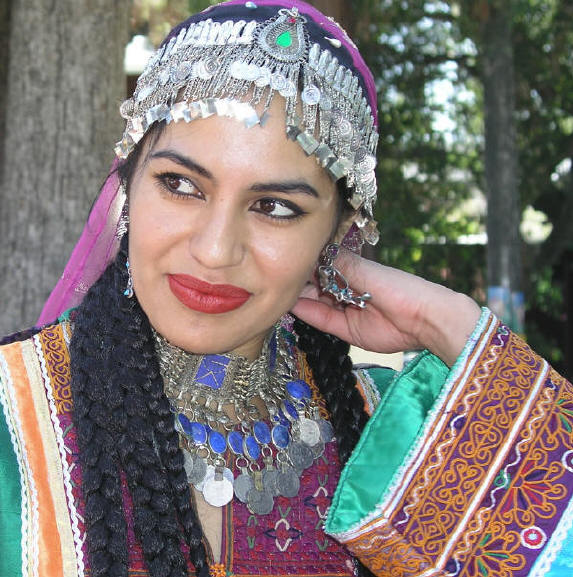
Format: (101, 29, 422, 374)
(187, 198, 245, 270)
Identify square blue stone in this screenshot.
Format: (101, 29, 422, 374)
(195, 355, 231, 389)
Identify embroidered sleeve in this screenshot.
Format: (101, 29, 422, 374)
(326, 308, 573, 577)
(0, 348, 25, 577)
(0, 326, 84, 577)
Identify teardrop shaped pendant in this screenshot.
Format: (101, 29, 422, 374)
(257, 8, 307, 63)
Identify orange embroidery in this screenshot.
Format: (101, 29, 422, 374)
(37, 323, 73, 414)
(336, 321, 573, 577)
(209, 562, 227, 577)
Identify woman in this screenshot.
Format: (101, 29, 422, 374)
(1, 1, 571, 576)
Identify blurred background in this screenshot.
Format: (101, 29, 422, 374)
(0, 0, 570, 378)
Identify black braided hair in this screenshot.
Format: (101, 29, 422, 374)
(294, 318, 376, 577)
(70, 236, 209, 577)
(294, 318, 368, 466)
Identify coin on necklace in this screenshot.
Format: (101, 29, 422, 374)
(203, 476, 234, 507)
(203, 464, 234, 484)
(234, 472, 254, 503)
(310, 440, 325, 459)
(276, 465, 300, 498)
(188, 455, 207, 487)
(318, 419, 335, 443)
(288, 441, 314, 471)
(262, 468, 279, 496)
(296, 417, 321, 446)
(182, 448, 194, 478)
(247, 488, 274, 515)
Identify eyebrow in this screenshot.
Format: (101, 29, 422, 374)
(150, 150, 214, 179)
(150, 149, 319, 198)
(250, 181, 319, 198)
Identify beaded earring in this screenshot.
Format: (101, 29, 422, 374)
(124, 259, 134, 298)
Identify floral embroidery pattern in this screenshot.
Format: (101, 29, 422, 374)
(337, 316, 573, 577)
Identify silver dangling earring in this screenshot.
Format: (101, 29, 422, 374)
(124, 259, 134, 298)
(116, 185, 129, 239)
(317, 243, 371, 309)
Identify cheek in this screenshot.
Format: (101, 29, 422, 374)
(129, 195, 179, 254)
(254, 226, 331, 293)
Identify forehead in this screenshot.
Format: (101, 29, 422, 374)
(145, 98, 336, 189)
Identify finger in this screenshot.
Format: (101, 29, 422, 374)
(326, 247, 374, 297)
(290, 297, 351, 339)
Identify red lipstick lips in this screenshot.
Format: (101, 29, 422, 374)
(168, 274, 250, 314)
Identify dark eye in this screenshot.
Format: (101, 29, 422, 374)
(253, 198, 301, 219)
(164, 175, 197, 196)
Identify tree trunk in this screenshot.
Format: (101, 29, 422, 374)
(0, 0, 130, 334)
(0, 0, 12, 186)
(481, 2, 522, 331)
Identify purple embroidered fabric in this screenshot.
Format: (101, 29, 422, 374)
(48, 348, 353, 576)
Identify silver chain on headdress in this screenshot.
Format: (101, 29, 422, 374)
(116, 6, 379, 245)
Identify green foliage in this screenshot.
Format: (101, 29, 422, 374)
(132, 0, 215, 44)
(352, 1, 484, 288)
(511, 0, 572, 373)
(355, 0, 570, 372)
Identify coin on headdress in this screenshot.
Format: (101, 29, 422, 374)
(301, 85, 321, 106)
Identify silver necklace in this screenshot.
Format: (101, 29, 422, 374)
(153, 327, 335, 515)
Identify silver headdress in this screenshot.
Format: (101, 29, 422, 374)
(116, 3, 379, 245)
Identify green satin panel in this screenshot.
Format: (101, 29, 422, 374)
(326, 351, 448, 534)
(0, 397, 23, 577)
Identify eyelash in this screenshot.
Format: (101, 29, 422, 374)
(153, 171, 307, 221)
(252, 198, 305, 221)
(154, 172, 199, 199)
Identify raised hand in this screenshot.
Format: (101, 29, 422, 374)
(291, 247, 481, 366)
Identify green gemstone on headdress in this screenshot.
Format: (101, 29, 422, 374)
(276, 30, 292, 48)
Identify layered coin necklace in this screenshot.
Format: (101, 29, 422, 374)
(154, 326, 335, 516)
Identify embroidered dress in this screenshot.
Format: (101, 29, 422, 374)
(1, 310, 572, 577)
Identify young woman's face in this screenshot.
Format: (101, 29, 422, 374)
(128, 99, 339, 359)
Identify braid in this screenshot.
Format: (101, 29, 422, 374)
(294, 318, 376, 577)
(71, 237, 209, 577)
(71, 250, 129, 577)
(294, 318, 368, 465)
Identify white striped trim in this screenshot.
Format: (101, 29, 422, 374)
(0, 348, 39, 577)
(353, 368, 381, 415)
(33, 333, 85, 576)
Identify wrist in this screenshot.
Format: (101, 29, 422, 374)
(420, 291, 481, 367)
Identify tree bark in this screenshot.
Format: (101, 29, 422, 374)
(0, 0, 12, 186)
(0, 0, 130, 334)
(481, 2, 522, 331)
